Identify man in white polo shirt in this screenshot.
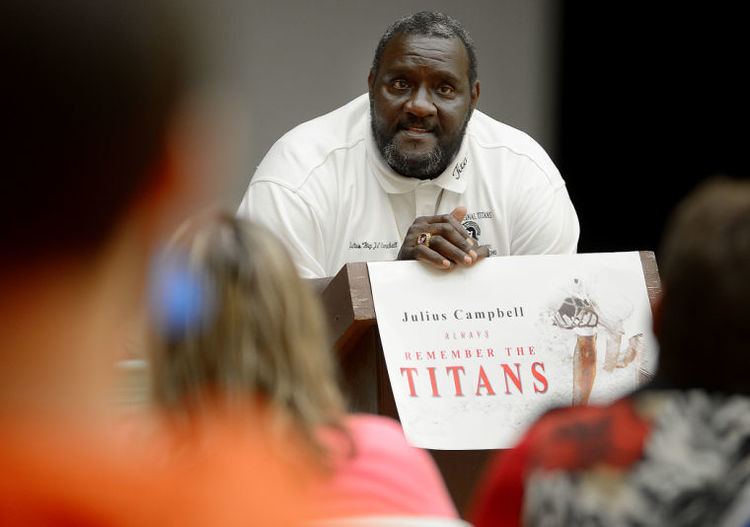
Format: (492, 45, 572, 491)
(238, 11, 579, 279)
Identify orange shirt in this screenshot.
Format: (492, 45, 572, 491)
(1, 416, 313, 526)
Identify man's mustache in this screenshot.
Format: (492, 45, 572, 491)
(398, 118, 439, 133)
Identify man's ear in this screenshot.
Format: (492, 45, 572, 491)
(470, 80, 480, 109)
(127, 144, 180, 247)
(135, 95, 232, 247)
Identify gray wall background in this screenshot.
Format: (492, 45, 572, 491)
(189, 1, 560, 207)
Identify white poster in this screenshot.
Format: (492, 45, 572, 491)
(367, 252, 657, 450)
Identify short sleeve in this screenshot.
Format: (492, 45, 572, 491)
(508, 158, 580, 255)
(238, 181, 327, 279)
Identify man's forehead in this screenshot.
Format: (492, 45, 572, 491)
(379, 33, 469, 75)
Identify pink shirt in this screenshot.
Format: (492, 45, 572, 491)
(312, 414, 458, 519)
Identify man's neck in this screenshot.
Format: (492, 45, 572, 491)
(0, 242, 146, 423)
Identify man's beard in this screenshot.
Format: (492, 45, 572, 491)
(370, 101, 472, 180)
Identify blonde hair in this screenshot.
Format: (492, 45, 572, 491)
(150, 212, 346, 462)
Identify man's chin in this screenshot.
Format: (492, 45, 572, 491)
(386, 150, 445, 180)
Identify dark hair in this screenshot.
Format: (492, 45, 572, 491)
(656, 177, 750, 393)
(1, 0, 190, 268)
(371, 11, 478, 86)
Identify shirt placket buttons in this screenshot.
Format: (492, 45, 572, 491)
(415, 183, 440, 218)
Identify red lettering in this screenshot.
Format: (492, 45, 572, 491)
(502, 363, 524, 394)
(426, 351, 436, 360)
(400, 367, 419, 397)
(476, 348, 483, 358)
(532, 362, 548, 394)
(475, 366, 496, 396)
(505, 346, 512, 357)
(415, 352, 423, 360)
(451, 350, 461, 359)
(487, 348, 495, 357)
(404, 352, 413, 360)
(427, 367, 440, 397)
(516, 346, 525, 356)
(446, 366, 466, 396)
(529, 345, 535, 355)
(464, 349, 473, 358)
(441, 350, 448, 359)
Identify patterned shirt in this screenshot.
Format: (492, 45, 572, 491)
(471, 389, 750, 527)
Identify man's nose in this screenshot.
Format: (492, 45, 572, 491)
(404, 86, 436, 117)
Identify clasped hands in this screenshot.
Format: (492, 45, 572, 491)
(397, 206, 491, 270)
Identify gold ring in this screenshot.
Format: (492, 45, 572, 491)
(416, 232, 431, 248)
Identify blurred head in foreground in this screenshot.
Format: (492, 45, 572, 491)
(2, 0, 191, 270)
(0, 0, 214, 418)
(0, 2, 300, 525)
(150, 214, 346, 462)
(654, 176, 750, 393)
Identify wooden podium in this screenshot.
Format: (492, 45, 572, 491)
(310, 252, 661, 515)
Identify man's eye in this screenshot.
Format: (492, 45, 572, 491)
(392, 79, 409, 90)
(437, 85, 455, 95)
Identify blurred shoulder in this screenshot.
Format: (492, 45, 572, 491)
(524, 397, 650, 472)
(344, 414, 408, 443)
